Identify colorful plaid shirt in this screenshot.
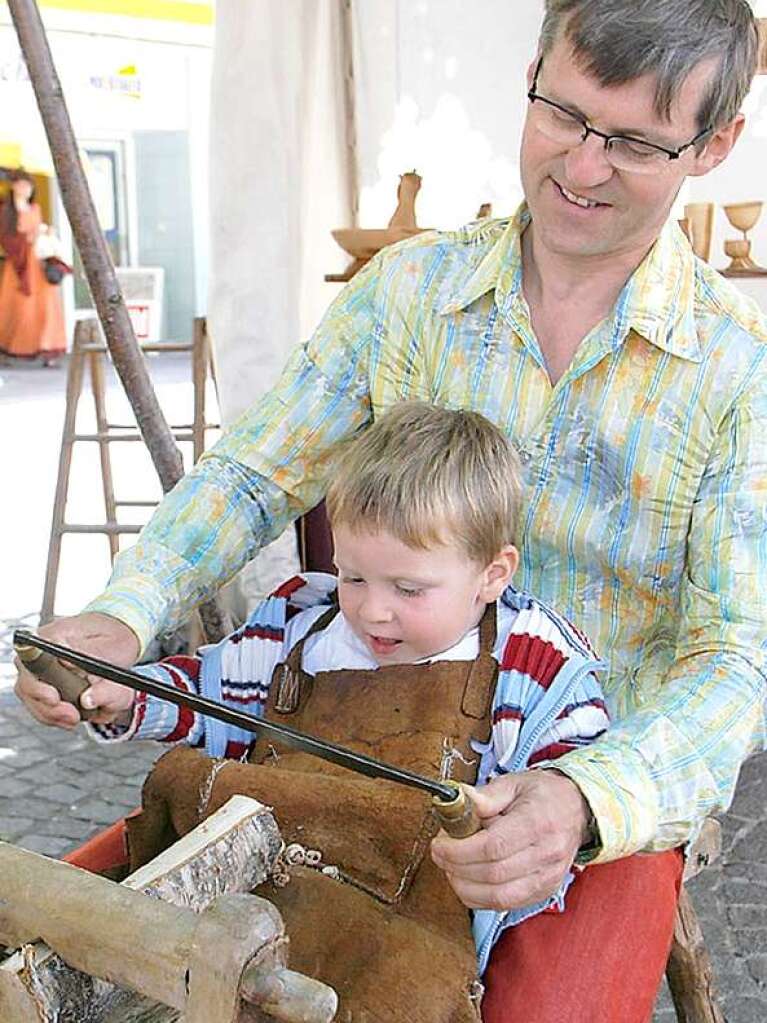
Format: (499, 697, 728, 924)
(88, 204, 767, 864)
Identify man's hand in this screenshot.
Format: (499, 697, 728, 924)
(14, 612, 140, 729)
(431, 770, 592, 911)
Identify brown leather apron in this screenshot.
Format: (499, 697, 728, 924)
(129, 607, 498, 1022)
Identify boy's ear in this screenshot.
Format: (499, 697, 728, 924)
(479, 545, 519, 602)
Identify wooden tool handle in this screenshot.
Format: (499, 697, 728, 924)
(432, 781, 481, 839)
(14, 641, 96, 721)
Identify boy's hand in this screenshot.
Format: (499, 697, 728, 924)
(14, 612, 140, 729)
(430, 770, 591, 911)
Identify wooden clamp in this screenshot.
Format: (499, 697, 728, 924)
(185, 892, 334, 1023)
(0, 827, 337, 1022)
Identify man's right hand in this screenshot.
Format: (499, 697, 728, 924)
(14, 612, 141, 729)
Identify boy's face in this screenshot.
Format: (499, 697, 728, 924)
(333, 524, 517, 665)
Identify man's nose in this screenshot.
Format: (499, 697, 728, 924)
(563, 133, 614, 189)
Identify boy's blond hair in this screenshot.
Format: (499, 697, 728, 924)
(325, 403, 522, 565)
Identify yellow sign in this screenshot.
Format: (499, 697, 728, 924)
(34, 1, 214, 24)
(0, 140, 55, 176)
(0, 142, 23, 168)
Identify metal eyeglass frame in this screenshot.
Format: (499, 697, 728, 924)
(527, 57, 712, 165)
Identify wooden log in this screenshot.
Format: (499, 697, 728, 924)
(125, 794, 282, 911)
(0, 797, 336, 1022)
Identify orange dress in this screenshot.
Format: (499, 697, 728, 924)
(0, 203, 67, 358)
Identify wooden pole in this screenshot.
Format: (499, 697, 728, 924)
(340, 0, 359, 227)
(7, 0, 182, 490)
(7, 0, 231, 641)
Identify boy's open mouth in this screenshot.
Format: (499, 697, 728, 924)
(368, 634, 402, 654)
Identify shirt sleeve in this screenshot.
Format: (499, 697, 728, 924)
(86, 655, 209, 747)
(83, 258, 384, 652)
(554, 376, 767, 862)
(86, 596, 332, 752)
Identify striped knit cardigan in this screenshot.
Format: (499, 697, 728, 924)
(91, 573, 609, 973)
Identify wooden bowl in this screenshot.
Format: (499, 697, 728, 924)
(723, 201, 762, 234)
(724, 238, 750, 260)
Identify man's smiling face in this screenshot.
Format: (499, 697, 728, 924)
(519, 33, 716, 262)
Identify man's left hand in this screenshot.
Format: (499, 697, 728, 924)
(431, 770, 591, 911)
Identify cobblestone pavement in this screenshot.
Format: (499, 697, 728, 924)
(2, 682, 767, 1022)
(0, 690, 161, 859)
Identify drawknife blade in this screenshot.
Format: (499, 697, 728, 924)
(14, 629, 457, 803)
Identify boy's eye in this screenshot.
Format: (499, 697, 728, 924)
(341, 575, 364, 586)
(396, 585, 423, 598)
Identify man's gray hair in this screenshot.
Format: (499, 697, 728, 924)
(538, 0, 759, 131)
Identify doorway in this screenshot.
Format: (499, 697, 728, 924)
(73, 141, 131, 311)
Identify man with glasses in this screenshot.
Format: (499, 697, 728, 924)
(16, 1, 766, 1019)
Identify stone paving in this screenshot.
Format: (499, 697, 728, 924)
(0, 690, 161, 860)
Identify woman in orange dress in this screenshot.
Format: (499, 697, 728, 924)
(0, 169, 67, 365)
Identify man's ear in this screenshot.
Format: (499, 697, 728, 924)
(479, 545, 519, 603)
(689, 114, 746, 177)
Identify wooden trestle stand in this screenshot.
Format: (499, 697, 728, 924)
(40, 317, 219, 624)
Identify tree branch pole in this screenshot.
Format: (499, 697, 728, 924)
(8, 0, 231, 643)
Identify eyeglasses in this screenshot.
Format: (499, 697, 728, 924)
(527, 58, 712, 175)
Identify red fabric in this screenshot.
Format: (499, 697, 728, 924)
(0, 229, 30, 294)
(0, 204, 66, 356)
(160, 664, 195, 742)
(271, 574, 308, 599)
(162, 654, 202, 681)
(482, 848, 684, 1023)
(527, 740, 582, 765)
(500, 633, 565, 689)
(63, 814, 135, 872)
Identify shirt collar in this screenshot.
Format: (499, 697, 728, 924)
(439, 204, 530, 316)
(440, 204, 702, 363)
(615, 218, 701, 362)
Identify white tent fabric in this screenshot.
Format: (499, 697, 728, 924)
(352, 1, 543, 228)
(208, 0, 353, 609)
(206, 1, 548, 613)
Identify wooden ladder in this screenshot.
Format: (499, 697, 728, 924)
(40, 316, 218, 623)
